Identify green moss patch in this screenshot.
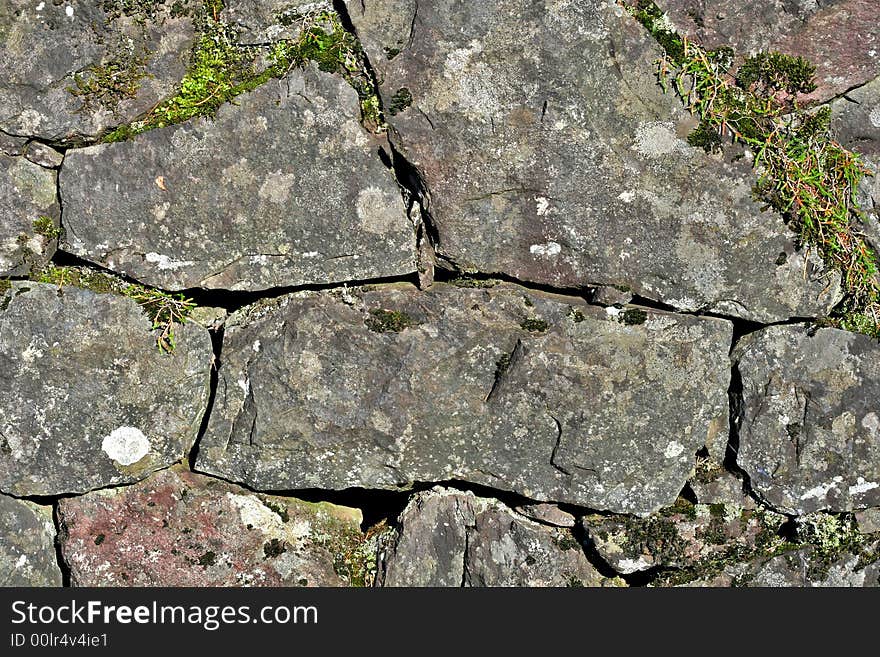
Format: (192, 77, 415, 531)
(102, 3, 385, 141)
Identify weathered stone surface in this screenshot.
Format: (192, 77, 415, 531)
(22, 142, 63, 169)
(0, 153, 58, 275)
(61, 66, 416, 291)
(515, 503, 576, 528)
(734, 325, 880, 515)
(377, 487, 615, 587)
(655, 0, 880, 103)
(581, 502, 786, 575)
(0, 495, 61, 586)
(856, 508, 880, 535)
(58, 467, 370, 586)
(347, 0, 840, 323)
(224, 0, 331, 43)
(0, 282, 212, 496)
(197, 282, 731, 515)
(831, 75, 880, 159)
(692, 546, 880, 588)
(0, 0, 196, 141)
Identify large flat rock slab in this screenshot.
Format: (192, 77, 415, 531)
(0, 0, 197, 141)
(346, 0, 840, 323)
(196, 282, 731, 515)
(378, 487, 616, 587)
(58, 467, 370, 586)
(0, 495, 61, 586)
(734, 325, 880, 515)
(0, 153, 58, 275)
(61, 66, 416, 291)
(0, 282, 212, 496)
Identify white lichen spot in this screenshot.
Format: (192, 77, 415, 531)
(849, 478, 879, 496)
(15, 554, 28, 569)
(869, 106, 880, 129)
(101, 427, 150, 466)
(356, 186, 399, 234)
(145, 252, 194, 270)
(257, 170, 297, 204)
(36, 2, 45, 10)
(529, 241, 562, 257)
(663, 441, 685, 458)
(634, 121, 681, 158)
(535, 196, 552, 216)
(617, 557, 652, 574)
(617, 190, 636, 203)
(252, 340, 261, 353)
(65, 4, 73, 17)
(800, 476, 843, 501)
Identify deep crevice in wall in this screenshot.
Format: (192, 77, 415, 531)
(51, 502, 72, 587)
(189, 326, 224, 470)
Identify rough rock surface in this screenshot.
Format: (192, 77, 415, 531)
(0, 0, 197, 141)
(654, 0, 880, 103)
(734, 325, 880, 515)
(0, 282, 212, 496)
(692, 546, 880, 588)
(224, 0, 332, 43)
(0, 153, 59, 276)
(0, 495, 61, 586)
(347, 0, 840, 323)
(60, 66, 416, 291)
(377, 487, 615, 587)
(58, 467, 369, 586)
(196, 282, 731, 515)
(831, 75, 880, 159)
(581, 501, 786, 575)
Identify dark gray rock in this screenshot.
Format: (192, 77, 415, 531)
(734, 325, 880, 515)
(0, 282, 212, 496)
(654, 0, 880, 103)
(347, 0, 840, 323)
(224, 0, 332, 43)
(0, 495, 61, 586)
(831, 75, 880, 159)
(0, 153, 58, 276)
(0, 0, 196, 141)
(61, 65, 416, 291)
(196, 282, 731, 514)
(377, 487, 617, 587)
(58, 467, 370, 586)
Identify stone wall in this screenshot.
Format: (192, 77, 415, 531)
(1, 0, 878, 587)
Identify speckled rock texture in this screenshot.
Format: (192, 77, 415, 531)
(0, 153, 59, 276)
(734, 326, 880, 515)
(0, 0, 198, 141)
(58, 467, 369, 586)
(346, 0, 840, 323)
(196, 282, 731, 515)
(60, 66, 416, 291)
(0, 282, 212, 496)
(0, 495, 61, 586)
(377, 487, 617, 587)
(0, 0, 878, 589)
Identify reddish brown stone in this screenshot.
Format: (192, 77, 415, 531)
(58, 467, 369, 587)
